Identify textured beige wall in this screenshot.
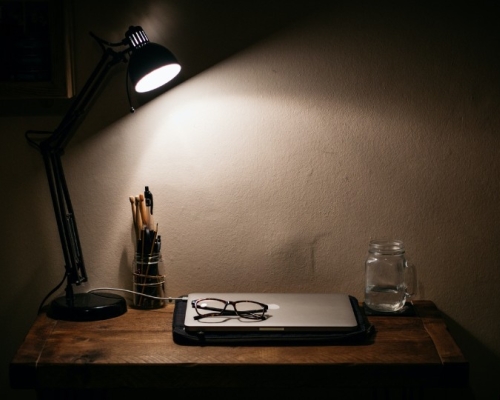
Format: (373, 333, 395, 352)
(1, 1, 499, 398)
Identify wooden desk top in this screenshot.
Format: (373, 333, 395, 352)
(10, 300, 468, 390)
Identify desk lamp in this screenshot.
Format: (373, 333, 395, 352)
(26, 26, 181, 321)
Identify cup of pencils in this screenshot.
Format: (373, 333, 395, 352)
(129, 187, 165, 309)
(133, 251, 164, 309)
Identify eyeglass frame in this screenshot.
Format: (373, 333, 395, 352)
(191, 298, 269, 321)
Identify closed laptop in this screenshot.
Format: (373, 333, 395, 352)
(184, 292, 358, 333)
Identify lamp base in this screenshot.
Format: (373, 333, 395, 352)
(49, 292, 127, 321)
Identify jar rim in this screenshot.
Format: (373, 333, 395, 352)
(369, 239, 405, 252)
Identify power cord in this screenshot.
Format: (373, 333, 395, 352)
(88, 287, 188, 302)
(38, 277, 188, 314)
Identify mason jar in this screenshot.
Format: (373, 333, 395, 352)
(364, 239, 416, 313)
(132, 252, 165, 309)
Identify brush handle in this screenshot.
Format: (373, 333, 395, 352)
(138, 194, 149, 228)
(129, 196, 136, 230)
(135, 196, 143, 237)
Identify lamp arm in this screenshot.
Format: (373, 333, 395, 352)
(47, 46, 129, 151)
(31, 43, 130, 298)
(41, 149, 85, 291)
(25, 26, 179, 320)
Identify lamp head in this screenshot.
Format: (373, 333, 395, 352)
(125, 26, 181, 93)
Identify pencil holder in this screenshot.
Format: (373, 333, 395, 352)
(132, 252, 165, 309)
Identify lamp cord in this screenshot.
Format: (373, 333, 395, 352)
(88, 287, 187, 302)
(37, 282, 187, 314)
(126, 62, 135, 113)
(90, 30, 135, 114)
(38, 272, 67, 314)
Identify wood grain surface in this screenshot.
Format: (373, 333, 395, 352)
(10, 300, 468, 391)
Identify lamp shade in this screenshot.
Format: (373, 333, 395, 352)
(128, 42, 181, 93)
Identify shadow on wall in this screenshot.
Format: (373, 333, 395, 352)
(0, 0, 330, 117)
(134, 0, 332, 109)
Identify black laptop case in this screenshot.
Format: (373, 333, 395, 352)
(172, 295, 374, 346)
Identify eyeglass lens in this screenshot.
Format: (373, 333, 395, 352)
(195, 299, 266, 319)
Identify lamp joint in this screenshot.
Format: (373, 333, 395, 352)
(125, 26, 150, 49)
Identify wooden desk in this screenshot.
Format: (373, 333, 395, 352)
(10, 300, 469, 398)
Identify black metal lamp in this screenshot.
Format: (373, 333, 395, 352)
(26, 26, 181, 321)
(127, 27, 181, 93)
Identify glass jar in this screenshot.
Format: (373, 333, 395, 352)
(364, 239, 416, 313)
(132, 252, 165, 309)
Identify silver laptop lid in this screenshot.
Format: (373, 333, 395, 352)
(184, 293, 358, 332)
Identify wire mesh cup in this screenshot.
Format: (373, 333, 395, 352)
(133, 252, 165, 309)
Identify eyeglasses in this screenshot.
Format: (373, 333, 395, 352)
(191, 298, 268, 321)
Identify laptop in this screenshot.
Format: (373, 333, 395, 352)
(183, 292, 358, 333)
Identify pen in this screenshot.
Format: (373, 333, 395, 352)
(144, 186, 153, 215)
(144, 186, 155, 231)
